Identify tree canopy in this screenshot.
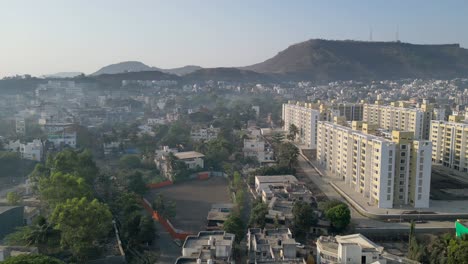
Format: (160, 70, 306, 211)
(152, 194, 176, 219)
(38, 172, 92, 208)
(50, 197, 112, 260)
(249, 200, 268, 228)
(118, 154, 142, 169)
(325, 203, 351, 231)
(45, 149, 99, 183)
(2, 254, 64, 264)
(223, 213, 245, 243)
(277, 142, 300, 169)
(292, 201, 317, 238)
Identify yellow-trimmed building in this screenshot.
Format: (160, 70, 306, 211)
(317, 120, 432, 208)
(430, 116, 468, 172)
(363, 100, 435, 140)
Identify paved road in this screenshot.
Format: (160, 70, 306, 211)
(154, 221, 181, 264)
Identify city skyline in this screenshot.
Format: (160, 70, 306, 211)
(1, 0, 467, 77)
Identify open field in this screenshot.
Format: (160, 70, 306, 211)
(146, 176, 231, 232)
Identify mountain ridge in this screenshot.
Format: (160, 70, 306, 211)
(91, 61, 202, 76)
(242, 39, 468, 80)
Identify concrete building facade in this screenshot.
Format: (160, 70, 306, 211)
(282, 101, 320, 149)
(316, 234, 385, 264)
(363, 100, 434, 140)
(431, 117, 468, 172)
(317, 121, 432, 208)
(247, 228, 305, 264)
(175, 231, 235, 264)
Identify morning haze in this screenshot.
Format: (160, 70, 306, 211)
(1, 1, 468, 264)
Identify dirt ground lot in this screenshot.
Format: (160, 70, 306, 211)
(146, 176, 231, 232)
(431, 165, 468, 200)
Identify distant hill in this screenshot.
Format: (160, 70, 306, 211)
(92, 61, 202, 76)
(90, 70, 180, 87)
(162, 65, 202, 76)
(43, 72, 83, 78)
(92, 61, 154, 76)
(183, 67, 275, 82)
(243, 39, 468, 80)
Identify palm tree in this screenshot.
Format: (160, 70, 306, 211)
(429, 233, 452, 264)
(271, 133, 285, 146)
(278, 142, 300, 169)
(288, 124, 299, 141)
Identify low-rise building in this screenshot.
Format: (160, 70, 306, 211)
(175, 231, 235, 264)
(0, 206, 24, 240)
(255, 175, 314, 226)
(247, 228, 305, 264)
(19, 139, 43, 161)
(155, 148, 205, 180)
(191, 126, 220, 142)
(255, 175, 299, 200)
(316, 234, 386, 264)
(4, 139, 43, 161)
(47, 128, 77, 149)
(243, 129, 275, 163)
(174, 151, 205, 170)
(206, 203, 234, 231)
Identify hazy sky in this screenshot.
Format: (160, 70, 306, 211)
(0, 0, 467, 76)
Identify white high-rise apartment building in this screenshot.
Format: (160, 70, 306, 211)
(317, 120, 432, 208)
(282, 101, 320, 148)
(431, 115, 468, 172)
(363, 100, 434, 140)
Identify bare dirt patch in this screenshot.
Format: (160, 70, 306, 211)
(146, 177, 231, 232)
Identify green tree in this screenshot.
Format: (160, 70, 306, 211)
(119, 155, 141, 169)
(161, 121, 191, 147)
(137, 215, 157, 245)
(254, 165, 295, 176)
(38, 172, 92, 208)
(50, 197, 112, 261)
(447, 235, 468, 264)
(5, 216, 59, 250)
(325, 204, 351, 232)
(2, 254, 64, 264)
(292, 201, 317, 238)
(271, 132, 285, 146)
(203, 137, 233, 170)
(277, 142, 300, 169)
(166, 152, 191, 182)
(6, 191, 22, 205)
(429, 233, 452, 264)
(232, 171, 242, 191)
(48, 149, 99, 183)
(126, 171, 148, 195)
(223, 214, 245, 243)
(287, 124, 299, 141)
(152, 194, 176, 219)
(318, 200, 345, 212)
(407, 221, 426, 262)
(249, 201, 268, 228)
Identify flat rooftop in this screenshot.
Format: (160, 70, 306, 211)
(183, 231, 234, 250)
(174, 151, 205, 160)
(336, 234, 384, 252)
(255, 175, 298, 184)
(0, 206, 22, 215)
